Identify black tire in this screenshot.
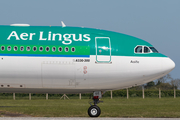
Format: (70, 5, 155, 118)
(88, 105, 101, 117)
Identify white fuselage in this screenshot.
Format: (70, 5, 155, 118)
(0, 55, 175, 93)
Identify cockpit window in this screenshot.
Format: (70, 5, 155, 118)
(135, 46, 159, 54)
(149, 47, 158, 53)
(135, 46, 142, 53)
(144, 46, 150, 53)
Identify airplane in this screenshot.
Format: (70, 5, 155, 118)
(0, 22, 175, 117)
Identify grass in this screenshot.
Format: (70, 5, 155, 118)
(0, 97, 180, 117)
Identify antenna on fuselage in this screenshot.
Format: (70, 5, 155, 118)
(61, 21, 66, 27)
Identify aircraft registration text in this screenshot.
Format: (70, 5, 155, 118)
(73, 59, 90, 62)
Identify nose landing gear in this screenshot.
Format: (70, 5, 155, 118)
(88, 91, 103, 117)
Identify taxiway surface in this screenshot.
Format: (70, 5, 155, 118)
(0, 118, 179, 120)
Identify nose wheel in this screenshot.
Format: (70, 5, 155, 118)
(88, 91, 103, 117)
(88, 105, 101, 117)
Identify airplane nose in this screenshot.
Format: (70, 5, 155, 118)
(162, 57, 175, 73)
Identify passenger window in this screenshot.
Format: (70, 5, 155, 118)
(46, 47, 49, 51)
(39, 47, 43, 51)
(52, 47, 56, 52)
(144, 46, 150, 53)
(20, 46, 24, 51)
(65, 47, 69, 52)
(135, 46, 142, 53)
(1, 46, 5, 51)
(71, 47, 75, 52)
(33, 47, 37, 51)
(7, 46, 11, 51)
(59, 47, 62, 52)
(27, 46, 30, 51)
(14, 46, 18, 51)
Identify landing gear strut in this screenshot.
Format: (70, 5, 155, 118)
(88, 91, 103, 117)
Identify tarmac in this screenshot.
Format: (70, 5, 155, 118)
(0, 118, 180, 120)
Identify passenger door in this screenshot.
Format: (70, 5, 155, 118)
(95, 37, 111, 63)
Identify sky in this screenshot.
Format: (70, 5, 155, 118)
(0, 0, 179, 79)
